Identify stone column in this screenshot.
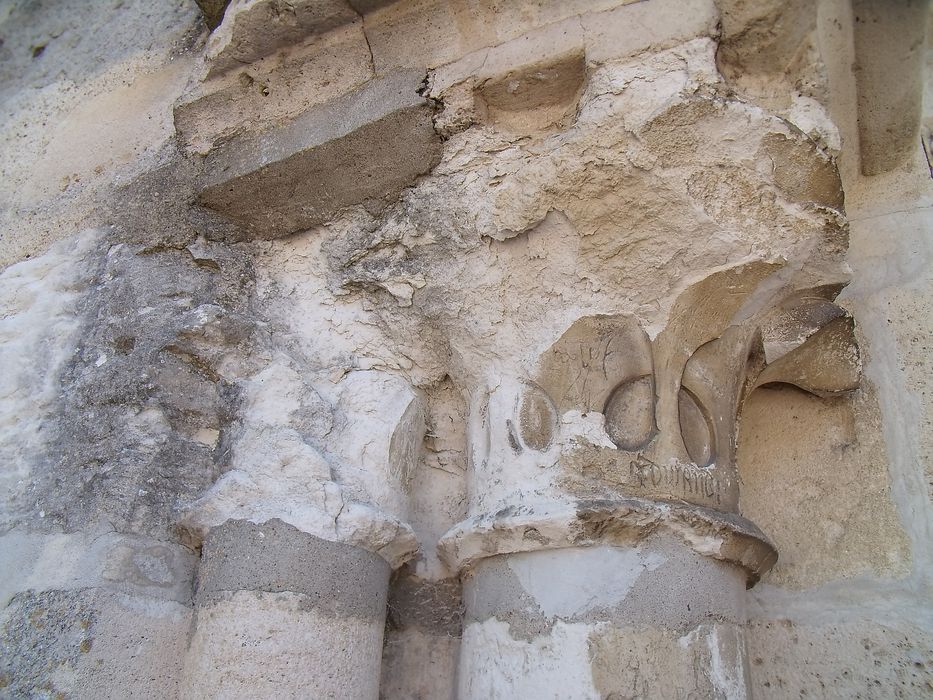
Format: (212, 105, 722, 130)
(460, 537, 751, 699)
(178, 366, 426, 699)
(440, 265, 860, 699)
(183, 519, 390, 698)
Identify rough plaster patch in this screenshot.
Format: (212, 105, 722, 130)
(507, 546, 664, 618)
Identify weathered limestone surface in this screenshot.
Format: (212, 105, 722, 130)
(851, 0, 928, 175)
(0, 0, 931, 698)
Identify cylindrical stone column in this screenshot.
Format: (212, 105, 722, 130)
(459, 535, 751, 699)
(177, 368, 426, 698)
(182, 519, 390, 699)
(441, 309, 781, 699)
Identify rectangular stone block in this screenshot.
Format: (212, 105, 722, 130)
(176, 22, 374, 155)
(206, 0, 361, 76)
(364, 0, 638, 75)
(581, 0, 719, 64)
(197, 70, 443, 240)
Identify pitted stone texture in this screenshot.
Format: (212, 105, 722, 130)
(197, 70, 443, 240)
(747, 618, 933, 698)
(197, 518, 390, 619)
(0, 588, 191, 699)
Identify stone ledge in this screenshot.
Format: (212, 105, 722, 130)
(438, 497, 778, 586)
(196, 69, 442, 240)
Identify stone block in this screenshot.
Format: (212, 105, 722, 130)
(747, 618, 933, 697)
(365, 0, 635, 74)
(175, 22, 374, 155)
(852, 0, 927, 175)
(206, 0, 361, 76)
(737, 384, 910, 587)
(197, 70, 443, 240)
(581, 0, 719, 64)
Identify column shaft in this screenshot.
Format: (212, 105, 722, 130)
(182, 519, 390, 699)
(459, 535, 750, 699)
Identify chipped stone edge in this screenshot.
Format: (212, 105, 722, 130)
(178, 501, 420, 571)
(438, 497, 778, 587)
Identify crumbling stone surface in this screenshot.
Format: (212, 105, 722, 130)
(2, 235, 255, 539)
(0, 0, 931, 698)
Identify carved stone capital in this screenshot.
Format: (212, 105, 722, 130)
(449, 261, 862, 582)
(178, 366, 426, 569)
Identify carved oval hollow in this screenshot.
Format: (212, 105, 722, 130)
(604, 375, 656, 451)
(678, 387, 714, 467)
(518, 384, 559, 451)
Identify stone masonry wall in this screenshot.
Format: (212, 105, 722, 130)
(0, 0, 930, 698)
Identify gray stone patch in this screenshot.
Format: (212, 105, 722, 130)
(15, 233, 256, 540)
(464, 536, 746, 641)
(0, 589, 97, 698)
(196, 519, 390, 619)
(197, 70, 443, 240)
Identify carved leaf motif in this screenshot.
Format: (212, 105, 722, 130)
(536, 314, 653, 413)
(517, 382, 559, 452)
(604, 375, 657, 451)
(678, 387, 714, 467)
(754, 316, 861, 396)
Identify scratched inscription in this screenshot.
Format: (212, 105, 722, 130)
(628, 455, 722, 505)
